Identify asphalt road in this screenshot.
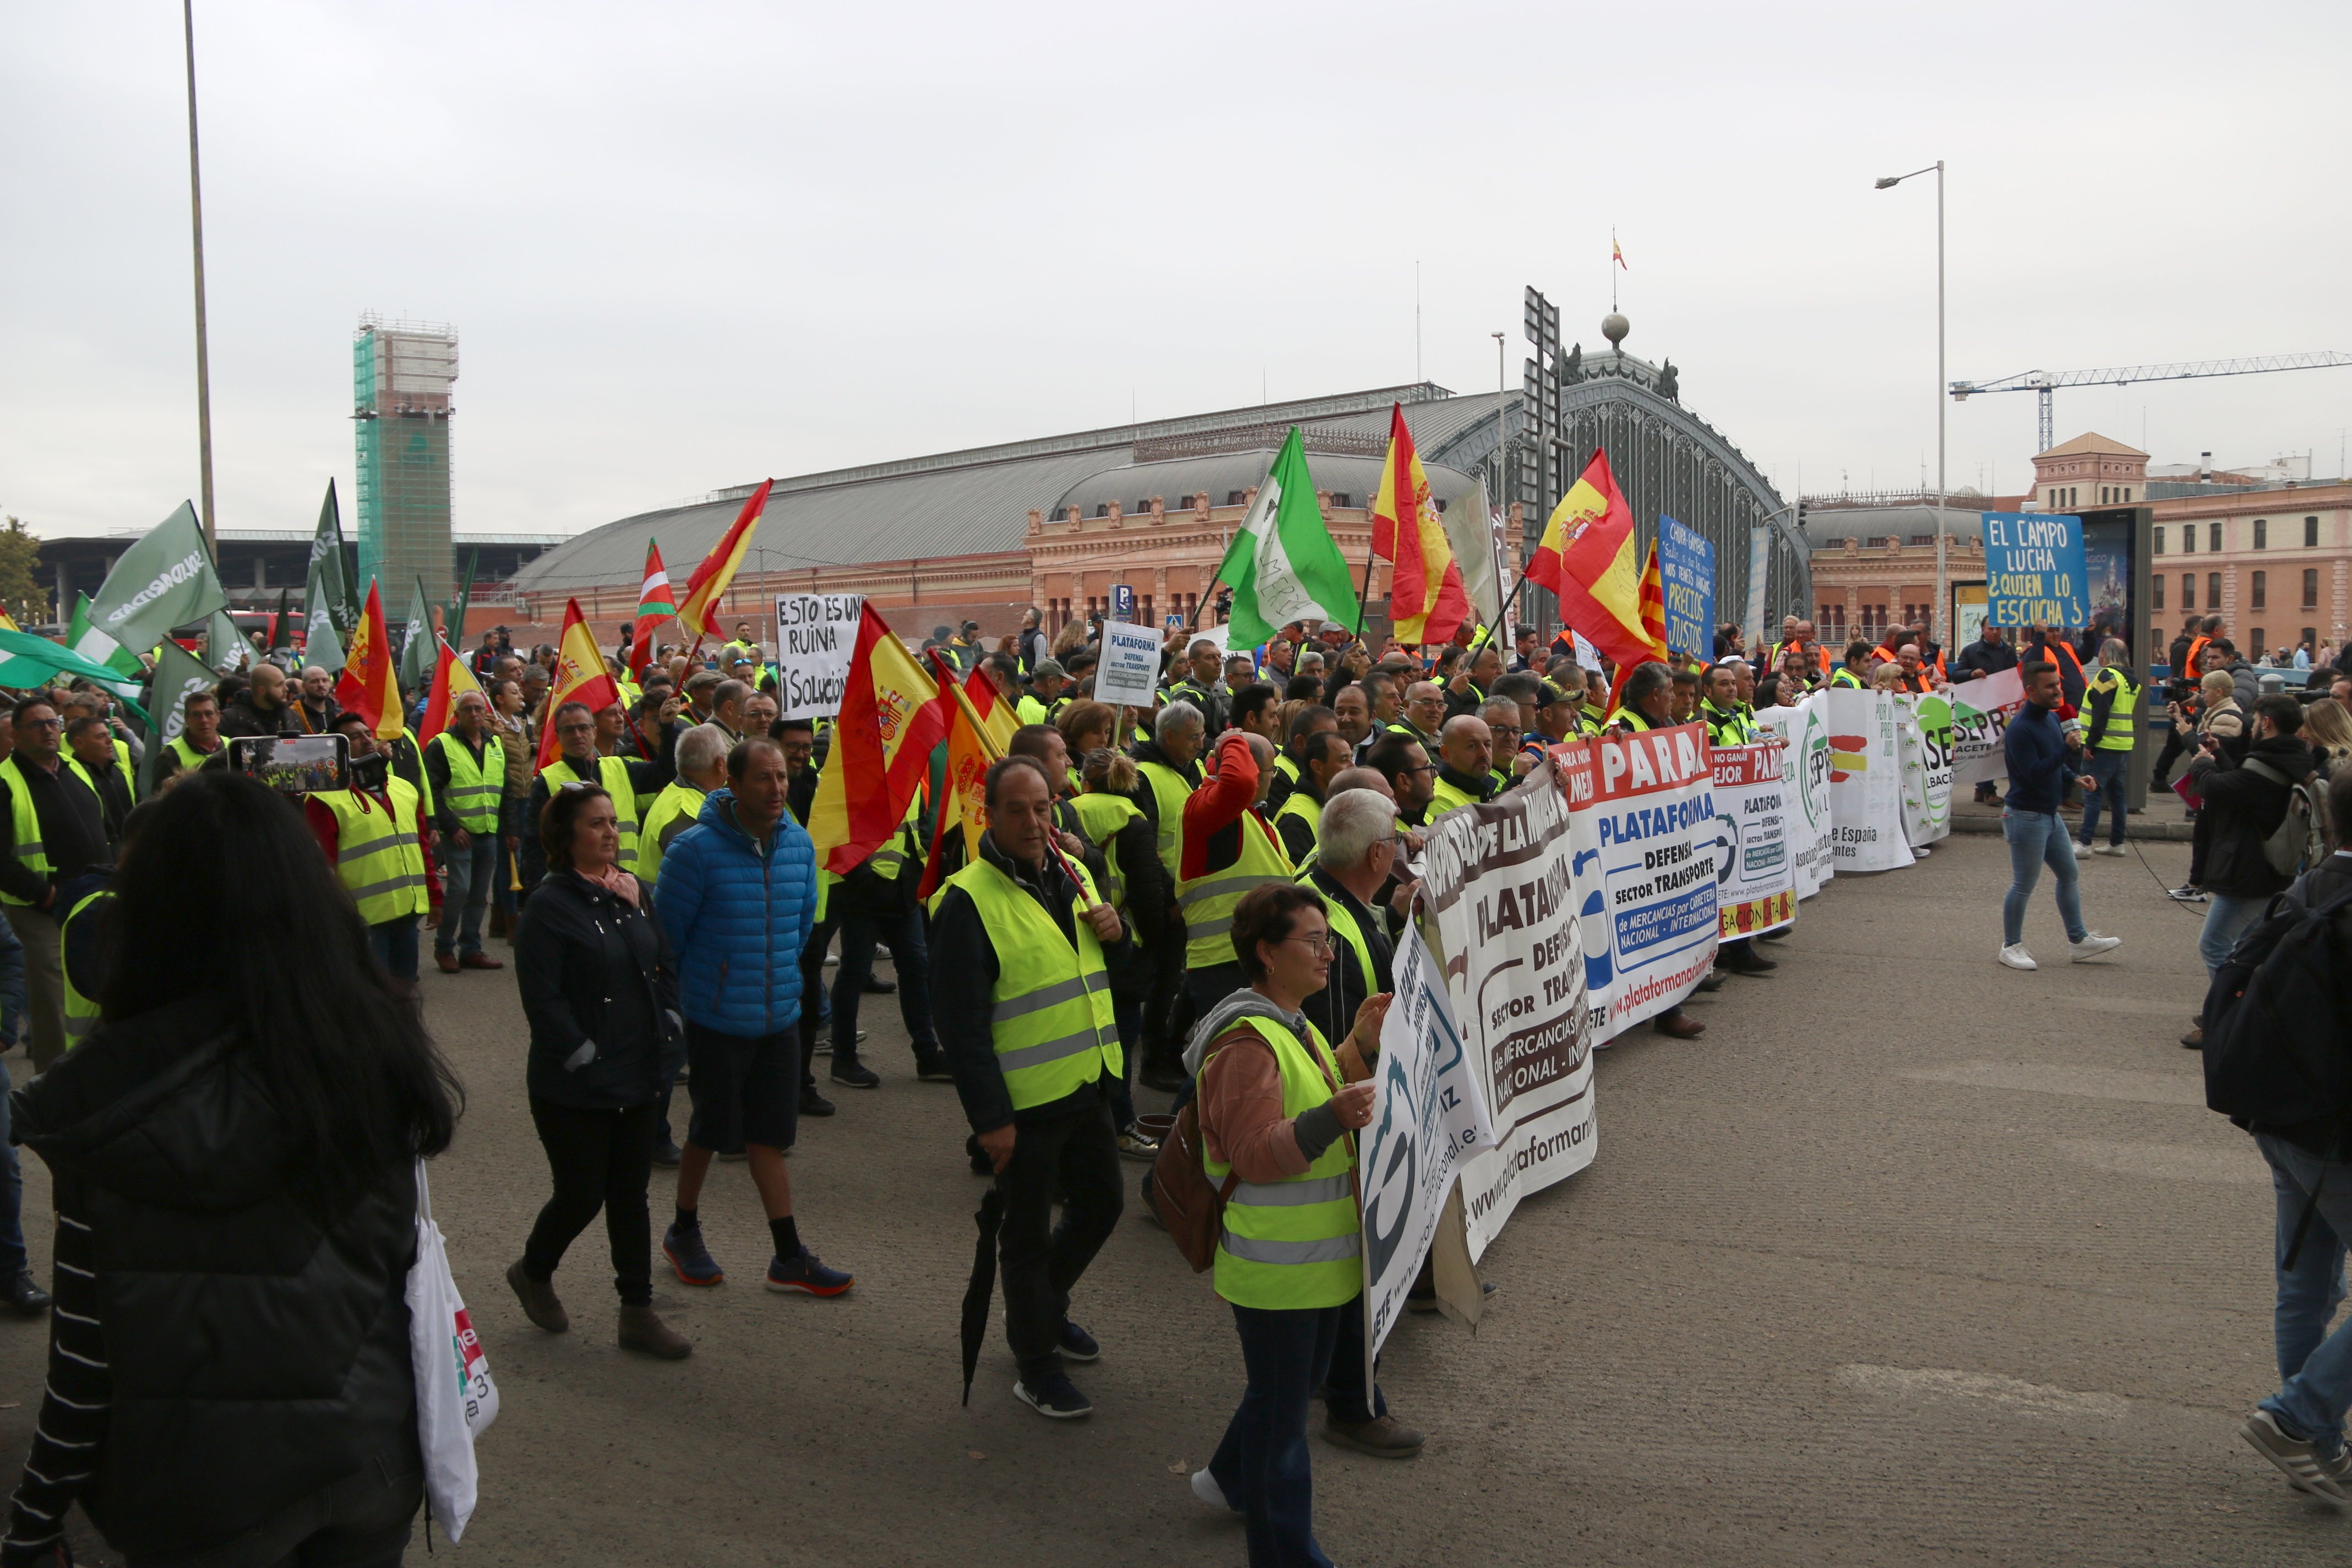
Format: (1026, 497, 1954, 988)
(5, 830, 2348, 1565)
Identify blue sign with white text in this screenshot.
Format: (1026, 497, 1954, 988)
(1657, 516, 1713, 657)
(1982, 513, 2088, 628)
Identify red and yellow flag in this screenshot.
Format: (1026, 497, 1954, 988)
(1369, 404, 1471, 645)
(1524, 449, 1662, 671)
(917, 654, 1021, 897)
(416, 634, 486, 747)
(806, 604, 950, 876)
(627, 537, 676, 678)
(334, 580, 404, 739)
(537, 597, 622, 767)
(677, 481, 770, 638)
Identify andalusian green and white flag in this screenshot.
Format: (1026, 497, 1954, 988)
(303, 481, 355, 672)
(67, 593, 148, 699)
(88, 501, 228, 656)
(1212, 427, 1361, 647)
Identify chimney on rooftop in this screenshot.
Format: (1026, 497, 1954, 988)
(2199, 451, 2213, 482)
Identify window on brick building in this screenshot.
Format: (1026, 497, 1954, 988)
(2183, 525, 2196, 554)
(2253, 570, 2267, 608)
(2153, 526, 2164, 554)
(2304, 569, 2321, 609)
(1865, 537, 1890, 548)
(2153, 575, 2164, 609)
(1227, 491, 1246, 507)
(2210, 522, 2223, 552)
(1908, 535, 1934, 546)
(2252, 627, 2266, 655)
(2210, 572, 2223, 607)
(1329, 493, 1352, 509)
(1094, 503, 1109, 518)
(2308, 516, 2322, 547)
(2303, 627, 2318, 650)
(1433, 498, 1448, 513)
(2182, 574, 2195, 609)
(2254, 518, 2267, 548)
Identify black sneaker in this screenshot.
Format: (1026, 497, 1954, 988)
(830, 1059, 881, 1090)
(651, 1137, 683, 1169)
(1059, 1320, 1101, 1362)
(1719, 948, 1778, 976)
(2166, 884, 2208, 903)
(1014, 1373, 1093, 1419)
(863, 974, 897, 994)
(4, 1268, 50, 1318)
(913, 1048, 957, 1082)
(800, 1085, 837, 1118)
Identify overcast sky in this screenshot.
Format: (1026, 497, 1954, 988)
(5, 1, 2348, 545)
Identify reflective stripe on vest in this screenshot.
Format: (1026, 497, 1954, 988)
(0, 754, 99, 907)
(318, 777, 430, 923)
(1179, 815, 1295, 966)
(1136, 760, 1195, 883)
(2089, 671, 2139, 752)
(430, 732, 505, 834)
(1069, 792, 1143, 911)
(1312, 876, 1377, 1004)
(543, 755, 640, 871)
(637, 780, 707, 888)
(112, 739, 137, 800)
(61, 888, 108, 1048)
(927, 857, 1120, 1112)
(1204, 1014, 1361, 1309)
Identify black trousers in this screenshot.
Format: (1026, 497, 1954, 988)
(1139, 922, 1190, 1068)
(522, 1098, 657, 1306)
(997, 1097, 1124, 1381)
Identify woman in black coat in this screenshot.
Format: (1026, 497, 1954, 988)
(2, 771, 462, 1566)
(509, 781, 689, 1359)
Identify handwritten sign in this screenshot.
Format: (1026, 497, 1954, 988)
(1658, 515, 1714, 657)
(1982, 512, 2087, 629)
(774, 594, 864, 718)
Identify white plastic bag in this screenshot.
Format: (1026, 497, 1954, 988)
(406, 1157, 498, 1541)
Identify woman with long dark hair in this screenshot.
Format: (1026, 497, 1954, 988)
(508, 781, 689, 1359)
(2, 771, 462, 1566)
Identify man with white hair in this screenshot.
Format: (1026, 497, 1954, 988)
(1129, 700, 1205, 1091)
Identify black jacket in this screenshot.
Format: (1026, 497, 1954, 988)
(1951, 638, 2018, 683)
(217, 695, 298, 738)
(514, 869, 680, 1109)
(2192, 733, 2316, 897)
(10, 997, 419, 1556)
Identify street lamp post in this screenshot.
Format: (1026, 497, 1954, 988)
(1875, 160, 1944, 649)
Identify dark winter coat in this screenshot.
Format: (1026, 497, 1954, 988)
(2192, 732, 2316, 898)
(514, 868, 681, 1108)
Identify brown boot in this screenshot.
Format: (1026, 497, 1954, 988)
(1323, 1413, 1427, 1458)
(506, 1260, 569, 1333)
(618, 1303, 692, 1359)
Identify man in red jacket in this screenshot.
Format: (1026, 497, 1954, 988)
(1178, 729, 1291, 1021)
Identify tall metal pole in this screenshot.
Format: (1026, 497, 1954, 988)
(182, 0, 217, 551)
(1495, 331, 1512, 624)
(1934, 159, 1946, 651)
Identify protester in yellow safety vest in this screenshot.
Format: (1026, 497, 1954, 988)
(1178, 730, 1295, 1017)
(157, 688, 225, 787)
(640, 722, 728, 889)
(425, 690, 507, 975)
(64, 716, 133, 842)
(311, 711, 434, 984)
(1701, 665, 1757, 748)
(1016, 660, 1071, 728)
(1830, 640, 1870, 688)
(1429, 715, 1499, 816)
(1071, 747, 1168, 1156)
(524, 700, 672, 888)
(1363, 733, 1438, 832)
(1190, 880, 1398, 1526)
(927, 754, 1128, 1419)
(2077, 638, 2141, 856)
(1272, 731, 1350, 868)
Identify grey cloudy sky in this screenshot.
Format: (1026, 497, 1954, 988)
(5, 0, 2348, 545)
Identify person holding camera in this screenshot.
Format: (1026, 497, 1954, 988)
(508, 780, 692, 1360)
(305, 710, 436, 984)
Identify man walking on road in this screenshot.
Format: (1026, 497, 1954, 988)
(654, 737, 853, 1298)
(1997, 661, 2122, 971)
(929, 755, 1127, 1419)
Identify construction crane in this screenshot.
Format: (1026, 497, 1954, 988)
(1949, 352, 2352, 453)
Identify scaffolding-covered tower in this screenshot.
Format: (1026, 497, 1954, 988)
(353, 315, 458, 605)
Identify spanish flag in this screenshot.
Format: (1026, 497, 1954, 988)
(1369, 404, 1471, 645)
(917, 653, 1021, 898)
(677, 480, 770, 638)
(1524, 449, 1659, 671)
(537, 597, 621, 767)
(806, 604, 951, 876)
(416, 634, 486, 747)
(334, 580, 404, 739)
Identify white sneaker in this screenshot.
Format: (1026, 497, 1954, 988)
(1914, 847, 1931, 859)
(2092, 843, 2126, 856)
(1999, 944, 2038, 971)
(2070, 932, 2122, 961)
(1191, 1467, 1234, 1511)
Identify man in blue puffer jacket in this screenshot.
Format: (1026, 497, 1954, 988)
(652, 736, 854, 1297)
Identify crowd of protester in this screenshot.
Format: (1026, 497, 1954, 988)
(8, 595, 2352, 1561)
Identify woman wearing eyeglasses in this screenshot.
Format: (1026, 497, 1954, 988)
(1185, 880, 1389, 1568)
(508, 781, 690, 1359)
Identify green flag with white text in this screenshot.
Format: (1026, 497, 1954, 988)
(88, 502, 229, 656)
(303, 481, 355, 673)
(400, 577, 435, 693)
(141, 638, 219, 796)
(205, 607, 249, 674)
(1211, 428, 1360, 647)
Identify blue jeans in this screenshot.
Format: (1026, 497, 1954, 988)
(2078, 749, 2129, 847)
(0, 1055, 23, 1279)
(2199, 892, 2270, 981)
(368, 917, 420, 983)
(437, 833, 498, 956)
(1210, 1300, 1342, 1568)
(2257, 1134, 2352, 1456)
(2001, 808, 2086, 948)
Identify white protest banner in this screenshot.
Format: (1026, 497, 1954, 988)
(1094, 620, 1164, 711)
(1361, 924, 1496, 1371)
(1947, 666, 2026, 790)
(774, 594, 864, 718)
(1821, 688, 1914, 872)
(1711, 739, 1796, 939)
(1896, 692, 1954, 847)
(1561, 722, 1720, 1044)
(1418, 768, 1594, 1259)
(1754, 693, 1834, 898)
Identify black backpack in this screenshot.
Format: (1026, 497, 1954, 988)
(2202, 885, 2352, 1129)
